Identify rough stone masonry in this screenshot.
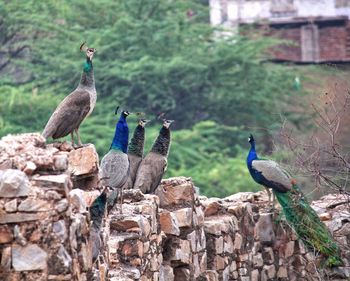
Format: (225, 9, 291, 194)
(0, 133, 349, 281)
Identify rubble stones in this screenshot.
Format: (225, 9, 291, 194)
(0, 169, 30, 197)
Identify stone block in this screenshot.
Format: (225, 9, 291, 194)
(1, 246, 11, 269)
(68, 144, 99, 176)
(233, 232, 242, 250)
(32, 174, 70, 192)
(204, 216, 233, 235)
(284, 241, 295, 258)
(251, 269, 259, 281)
(0, 169, 30, 198)
(253, 253, 263, 267)
(214, 255, 225, 270)
(0, 225, 13, 243)
(0, 213, 46, 224)
(215, 236, 224, 254)
(187, 230, 197, 252)
(23, 161, 36, 175)
(224, 235, 234, 254)
(263, 264, 276, 279)
(18, 198, 51, 212)
(12, 244, 48, 271)
(159, 210, 180, 236)
(277, 266, 288, 278)
(159, 265, 174, 281)
(174, 207, 192, 228)
(254, 213, 275, 245)
(203, 200, 222, 217)
(170, 239, 191, 264)
(155, 177, 195, 207)
(4, 199, 17, 212)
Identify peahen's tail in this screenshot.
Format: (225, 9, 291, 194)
(273, 182, 342, 267)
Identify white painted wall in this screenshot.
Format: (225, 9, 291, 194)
(210, 0, 350, 25)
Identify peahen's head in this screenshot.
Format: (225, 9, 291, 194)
(248, 134, 255, 144)
(80, 42, 96, 61)
(139, 119, 150, 127)
(163, 119, 174, 129)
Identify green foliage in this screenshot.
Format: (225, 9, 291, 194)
(0, 0, 305, 197)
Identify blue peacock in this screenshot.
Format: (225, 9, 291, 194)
(247, 134, 341, 267)
(99, 107, 131, 213)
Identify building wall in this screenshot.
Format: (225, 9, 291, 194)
(210, 0, 350, 25)
(268, 21, 350, 62)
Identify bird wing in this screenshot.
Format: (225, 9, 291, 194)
(252, 159, 292, 192)
(42, 89, 91, 139)
(100, 150, 129, 189)
(134, 152, 167, 194)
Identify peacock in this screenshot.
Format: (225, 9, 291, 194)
(42, 43, 97, 146)
(99, 108, 131, 213)
(89, 188, 108, 263)
(134, 119, 174, 194)
(247, 134, 342, 266)
(126, 118, 150, 189)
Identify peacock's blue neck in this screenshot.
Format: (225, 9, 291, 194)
(110, 114, 129, 153)
(79, 57, 95, 88)
(247, 142, 258, 169)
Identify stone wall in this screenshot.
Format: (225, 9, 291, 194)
(0, 133, 349, 281)
(0, 133, 99, 280)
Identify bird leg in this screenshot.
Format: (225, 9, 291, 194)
(75, 128, 83, 147)
(71, 132, 75, 146)
(119, 186, 124, 214)
(264, 187, 277, 211)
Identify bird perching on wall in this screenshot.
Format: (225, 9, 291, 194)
(127, 118, 150, 189)
(42, 42, 97, 146)
(134, 119, 174, 194)
(246, 134, 342, 267)
(99, 107, 131, 213)
(247, 134, 291, 208)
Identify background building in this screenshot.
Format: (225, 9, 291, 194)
(210, 0, 350, 63)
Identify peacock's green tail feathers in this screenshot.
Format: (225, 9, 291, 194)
(106, 189, 119, 214)
(274, 183, 342, 267)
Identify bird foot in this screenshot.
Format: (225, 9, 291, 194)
(72, 143, 89, 149)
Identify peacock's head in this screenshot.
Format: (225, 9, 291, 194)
(163, 119, 174, 129)
(115, 106, 131, 118)
(139, 119, 150, 127)
(80, 42, 96, 60)
(248, 134, 255, 143)
(122, 111, 131, 118)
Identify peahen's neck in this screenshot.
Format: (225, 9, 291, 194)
(128, 125, 145, 157)
(79, 57, 95, 88)
(247, 142, 258, 168)
(151, 126, 171, 157)
(110, 115, 129, 153)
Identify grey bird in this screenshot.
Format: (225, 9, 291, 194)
(42, 43, 97, 146)
(126, 119, 150, 189)
(134, 119, 174, 194)
(99, 109, 131, 213)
